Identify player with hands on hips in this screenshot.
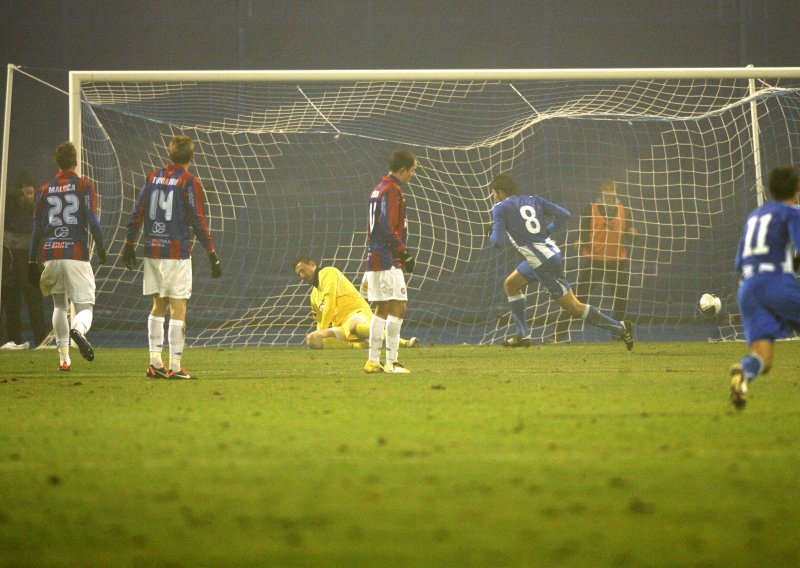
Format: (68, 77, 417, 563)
(124, 135, 220, 380)
(488, 173, 633, 349)
(28, 141, 107, 371)
(362, 149, 417, 374)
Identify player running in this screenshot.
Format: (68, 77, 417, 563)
(28, 141, 107, 371)
(293, 256, 418, 349)
(122, 135, 221, 380)
(729, 165, 800, 408)
(488, 173, 633, 349)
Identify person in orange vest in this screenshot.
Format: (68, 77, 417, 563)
(554, 179, 636, 342)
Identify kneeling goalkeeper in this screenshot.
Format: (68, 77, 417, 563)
(294, 256, 417, 350)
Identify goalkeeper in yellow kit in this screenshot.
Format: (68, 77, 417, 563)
(293, 256, 418, 349)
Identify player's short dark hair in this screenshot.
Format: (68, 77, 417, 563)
(768, 165, 799, 201)
(293, 255, 316, 270)
(54, 142, 77, 171)
(490, 173, 518, 195)
(169, 135, 195, 165)
(13, 169, 33, 189)
(388, 150, 416, 173)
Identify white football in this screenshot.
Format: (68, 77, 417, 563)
(698, 293, 722, 316)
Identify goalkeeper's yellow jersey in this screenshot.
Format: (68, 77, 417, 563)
(310, 266, 371, 330)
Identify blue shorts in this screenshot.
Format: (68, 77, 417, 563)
(738, 273, 800, 344)
(517, 254, 571, 299)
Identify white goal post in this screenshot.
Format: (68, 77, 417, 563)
(15, 66, 800, 346)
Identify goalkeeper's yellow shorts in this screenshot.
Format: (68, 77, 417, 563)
(340, 309, 372, 342)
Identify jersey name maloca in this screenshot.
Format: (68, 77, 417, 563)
(48, 183, 76, 194)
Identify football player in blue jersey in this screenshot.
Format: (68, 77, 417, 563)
(729, 165, 800, 408)
(488, 173, 633, 349)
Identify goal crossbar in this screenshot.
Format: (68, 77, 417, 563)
(69, 67, 800, 83)
(68, 66, 800, 167)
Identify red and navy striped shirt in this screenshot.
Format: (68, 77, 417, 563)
(365, 174, 408, 272)
(125, 164, 215, 260)
(29, 171, 105, 262)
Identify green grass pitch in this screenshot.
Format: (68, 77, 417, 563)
(2, 342, 800, 567)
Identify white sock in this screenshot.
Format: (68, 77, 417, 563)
(168, 319, 185, 372)
(148, 315, 166, 367)
(385, 315, 403, 366)
(72, 306, 93, 335)
(57, 340, 71, 366)
(368, 315, 386, 364)
(53, 307, 71, 365)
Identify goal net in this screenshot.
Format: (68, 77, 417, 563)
(31, 69, 800, 346)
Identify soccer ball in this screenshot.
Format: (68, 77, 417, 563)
(698, 293, 722, 316)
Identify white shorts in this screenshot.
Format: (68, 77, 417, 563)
(143, 258, 192, 299)
(363, 267, 408, 302)
(40, 259, 96, 304)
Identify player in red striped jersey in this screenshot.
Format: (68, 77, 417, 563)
(362, 149, 417, 374)
(122, 135, 221, 380)
(28, 142, 107, 371)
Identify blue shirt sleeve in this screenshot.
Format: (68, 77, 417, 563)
(787, 207, 800, 259)
(489, 203, 506, 247)
(734, 223, 746, 272)
(540, 198, 571, 235)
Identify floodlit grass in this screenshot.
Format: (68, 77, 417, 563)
(1, 342, 800, 567)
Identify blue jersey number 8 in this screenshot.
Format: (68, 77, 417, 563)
(520, 205, 541, 234)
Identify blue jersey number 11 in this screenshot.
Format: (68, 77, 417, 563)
(742, 213, 772, 258)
